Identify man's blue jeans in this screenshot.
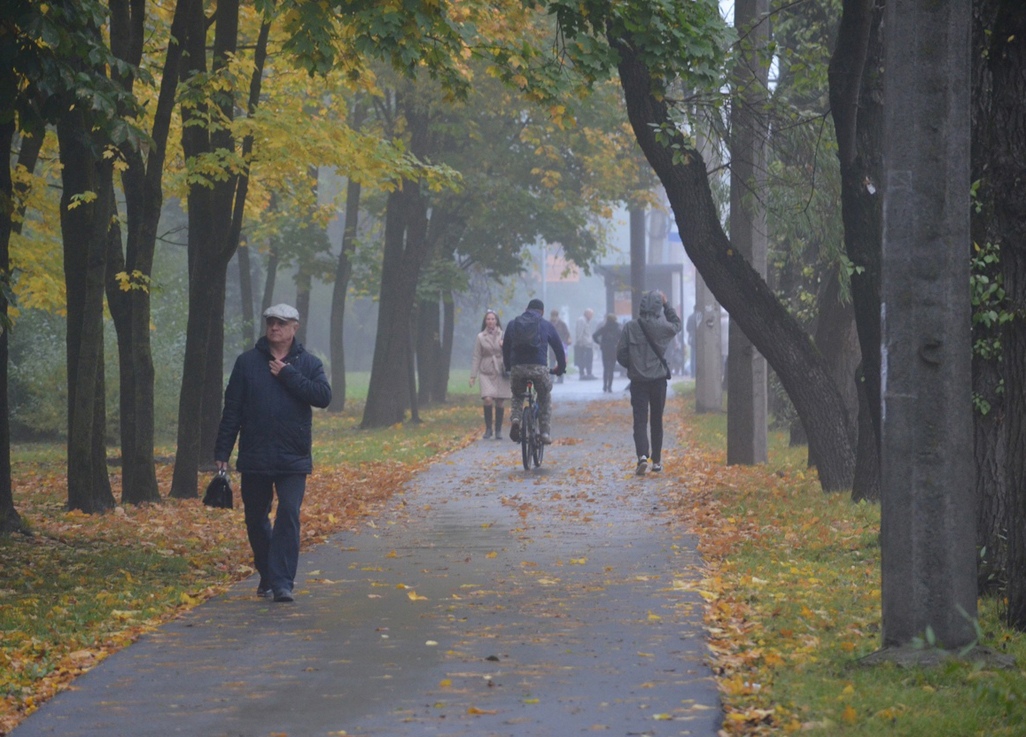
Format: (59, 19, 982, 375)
(241, 473, 307, 593)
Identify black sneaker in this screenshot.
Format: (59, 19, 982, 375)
(483, 429, 493, 439)
(257, 579, 272, 598)
(273, 589, 295, 603)
(635, 456, 648, 476)
(509, 421, 520, 442)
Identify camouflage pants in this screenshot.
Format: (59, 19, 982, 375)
(510, 364, 554, 434)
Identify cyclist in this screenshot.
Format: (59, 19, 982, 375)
(502, 298, 566, 444)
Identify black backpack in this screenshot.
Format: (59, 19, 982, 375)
(511, 313, 543, 352)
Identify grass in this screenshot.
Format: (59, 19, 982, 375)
(671, 390, 1026, 735)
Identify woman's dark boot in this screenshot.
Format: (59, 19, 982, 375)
(483, 406, 493, 438)
(494, 406, 504, 440)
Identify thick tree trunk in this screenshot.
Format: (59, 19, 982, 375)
(613, 39, 856, 492)
(105, 0, 187, 505)
(978, 1, 1026, 630)
(828, 0, 885, 502)
(0, 121, 24, 534)
(169, 0, 240, 498)
(629, 204, 645, 317)
(726, 0, 769, 468)
(878, 0, 976, 649)
(328, 177, 361, 412)
(58, 111, 116, 514)
(361, 102, 433, 429)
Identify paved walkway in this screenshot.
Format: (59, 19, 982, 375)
(12, 377, 721, 737)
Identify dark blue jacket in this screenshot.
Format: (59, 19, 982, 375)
(502, 309, 566, 373)
(215, 337, 331, 475)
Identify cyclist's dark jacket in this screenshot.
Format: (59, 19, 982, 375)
(502, 309, 566, 373)
(215, 336, 331, 475)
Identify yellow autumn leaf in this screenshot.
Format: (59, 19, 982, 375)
(407, 590, 428, 601)
(841, 705, 858, 724)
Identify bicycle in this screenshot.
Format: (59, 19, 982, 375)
(519, 379, 544, 470)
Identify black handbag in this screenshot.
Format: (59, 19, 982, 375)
(202, 469, 233, 509)
(638, 320, 673, 381)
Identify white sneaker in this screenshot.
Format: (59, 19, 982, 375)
(635, 456, 648, 476)
(651, 462, 662, 473)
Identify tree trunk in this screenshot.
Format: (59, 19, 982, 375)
(58, 110, 116, 514)
(976, 1, 1026, 630)
(612, 38, 856, 492)
(105, 0, 188, 505)
(328, 176, 361, 412)
(629, 204, 645, 317)
(435, 290, 455, 402)
(416, 293, 442, 405)
(361, 101, 433, 429)
(878, 0, 976, 649)
(0, 121, 24, 534)
(726, 0, 769, 467)
(169, 0, 240, 498)
(295, 270, 311, 345)
(238, 244, 256, 346)
(828, 0, 885, 502)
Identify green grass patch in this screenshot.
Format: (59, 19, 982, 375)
(678, 396, 1026, 735)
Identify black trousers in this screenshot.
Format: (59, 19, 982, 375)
(629, 379, 667, 462)
(601, 350, 617, 391)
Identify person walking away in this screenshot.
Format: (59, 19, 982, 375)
(592, 313, 622, 393)
(575, 308, 596, 379)
(469, 309, 511, 439)
(503, 298, 566, 444)
(616, 291, 682, 475)
(550, 309, 571, 384)
(215, 304, 332, 603)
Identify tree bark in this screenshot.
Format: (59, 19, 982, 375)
(629, 204, 645, 317)
(612, 38, 856, 492)
(105, 0, 188, 505)
(58, 109, 116, 514)
(975, 1, 1026, 630)
(328, 176, 361, 412)
(169, 0, 241, 498)
(0, 120, 24, 534)
(878, 0, 976, 649)
(361, 101, 433, 429)
(416, 292, 442, 405)
(726, 0, 769, 467)
(828, 0, 885, 502)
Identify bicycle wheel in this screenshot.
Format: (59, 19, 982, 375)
(531, 405, 544, 467)
(520, 401, 532, 470)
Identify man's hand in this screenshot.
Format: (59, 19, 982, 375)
(269, 357, 287, 376)
(215, 460, 228, 472)
(469, 376, 476, 387)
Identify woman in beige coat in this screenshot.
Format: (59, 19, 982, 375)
(470, 310, 512, 439)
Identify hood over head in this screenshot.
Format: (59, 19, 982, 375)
(639, 290, 663, 317)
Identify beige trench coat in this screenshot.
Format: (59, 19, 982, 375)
(471, 329, 511, 399)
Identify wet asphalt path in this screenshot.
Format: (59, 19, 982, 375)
(12, 377, 721, 737)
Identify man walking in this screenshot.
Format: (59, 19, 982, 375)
(215, 304, 331, 603)
(617, 291, 682, 475)
(503, 299, 566, 444)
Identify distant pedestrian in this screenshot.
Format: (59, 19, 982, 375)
(592, 313, 622, 393)
(575, 308, 596, 379)
(215, 304, 332, 603)
(617, 291, 682, 476)
(470, 309, 511, 440)
(550, 309, 571, 384)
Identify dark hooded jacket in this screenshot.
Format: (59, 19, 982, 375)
(215, 336, 331, 475)
(616, 291, 682, 382)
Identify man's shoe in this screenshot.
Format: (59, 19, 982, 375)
(540, 432, 552, 444)
(273, 589, 295, 603)
(494, 433, 504, 440)
(257, 582, 272, 599)
(483, 428, 493, 439)
(635, 456, 648, 476)
(509, 421, 520, 442)
(651, 462, 663, 473)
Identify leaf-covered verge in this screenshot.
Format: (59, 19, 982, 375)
(666, 390, 1026, 736)
(0, 400, 481, 735)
